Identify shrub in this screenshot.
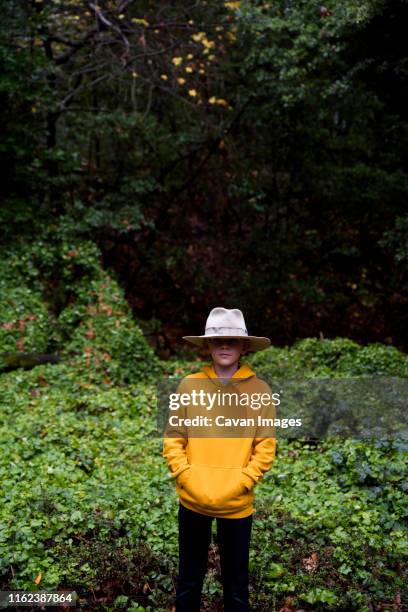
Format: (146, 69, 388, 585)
(0, 282, 56, 356)
(0, 237, 160, 384)
(248, 337, 408, 379)
(59, 273, 160, 385)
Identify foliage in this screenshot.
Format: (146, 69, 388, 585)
(159, 357, 207, 378)
(0, 283, 54, 355)
(1, 326, 406, 609)
(1, 0, 408, 608)
(1, 0, 408, 350)
(251, 436, 407, 611)
(0, 233, 160, 384)
(248, 337, 408, 379)
(58, 272, 161, 385)
(0, 370, 176, 608)
(379, 213, 408, 271)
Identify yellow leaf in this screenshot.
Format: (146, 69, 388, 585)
(202, 39, 215, 49)
(209, 97, 228, 106)
(185, 66, 193, 73)
(131, 18, 149, 26)
(187, 53, 194, 59)
(188, 89, 198, 97)
(172, 57, 183, 66)
(192, 32, 205, 42)
(225, 1, 241, 8)
(177, 77, 186, 85)
(118, 14, 125, 19)
(160, 74, 168, 80)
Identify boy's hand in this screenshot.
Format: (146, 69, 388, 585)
(176, 467, 191, 489)
(241, 472, 255, 493)
(177, 465, 251, 508)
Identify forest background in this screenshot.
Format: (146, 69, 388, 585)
(0, 0, 407, 610)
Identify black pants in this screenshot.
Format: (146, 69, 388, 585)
(175, 503, 253, 612)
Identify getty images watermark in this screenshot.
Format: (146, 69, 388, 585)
(156, 376, 408, 439)
(166, 388, 299, 430)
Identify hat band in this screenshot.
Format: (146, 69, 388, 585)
(205, 326, 248, 336)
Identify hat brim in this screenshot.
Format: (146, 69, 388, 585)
(182, 335, 271, 352)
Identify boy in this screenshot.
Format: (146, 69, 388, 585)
(163, 307, 277, 612)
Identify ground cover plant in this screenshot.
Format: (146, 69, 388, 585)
(0, 240, 407, 610)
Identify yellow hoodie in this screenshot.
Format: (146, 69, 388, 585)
(162, 363, 277, 519)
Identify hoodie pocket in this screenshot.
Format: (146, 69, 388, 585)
(178, 463, 250, 512)
(176, 467, 192, 489)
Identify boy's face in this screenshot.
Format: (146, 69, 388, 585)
(206, 338, 248, 367)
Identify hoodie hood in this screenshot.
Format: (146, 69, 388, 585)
(201, 363, 256, 385)
(202, 363, 256, 379)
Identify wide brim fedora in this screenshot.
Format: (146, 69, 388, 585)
(183, 307, 271, 353)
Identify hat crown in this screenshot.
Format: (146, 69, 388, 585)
(205, 307, 248, 337)
(182, 306, 270, 352)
